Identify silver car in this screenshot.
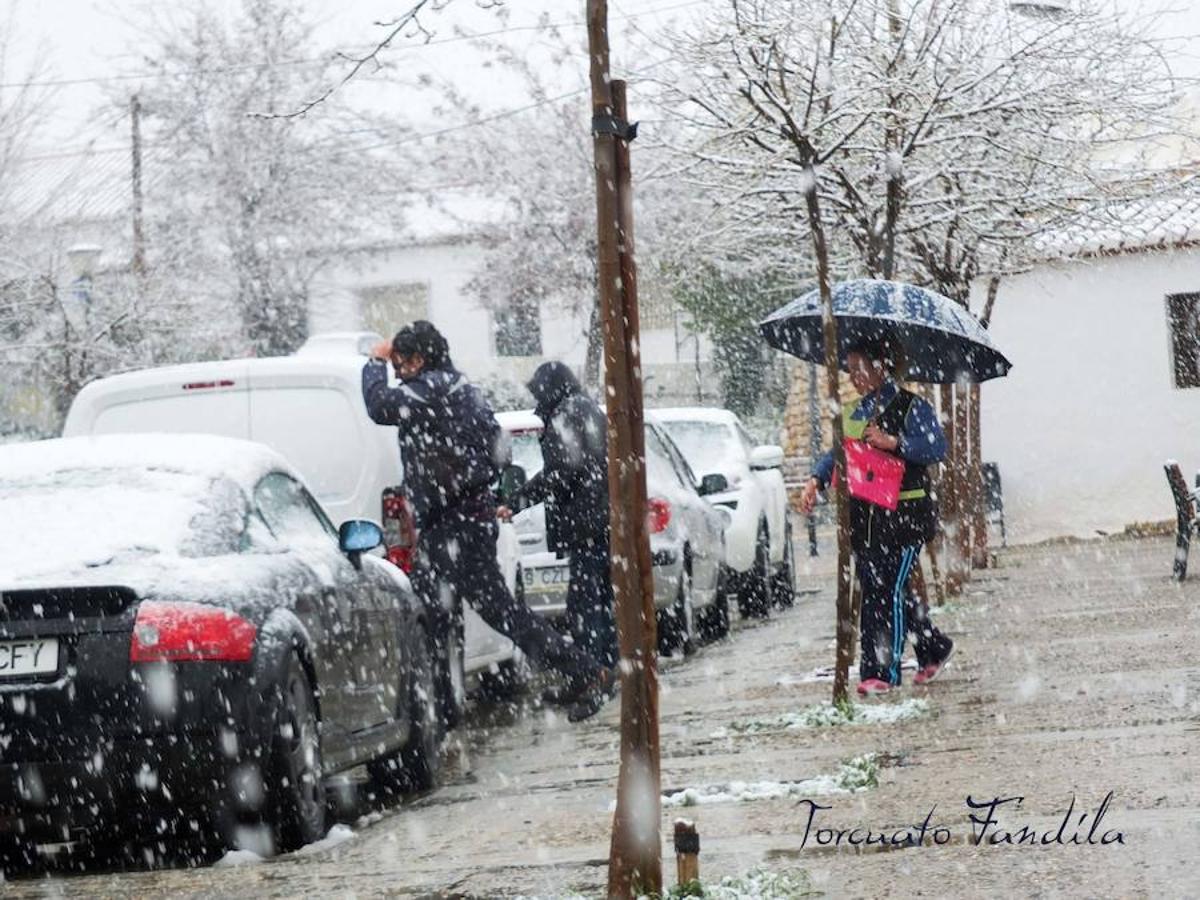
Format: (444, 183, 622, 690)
(496, 411, 730, 653)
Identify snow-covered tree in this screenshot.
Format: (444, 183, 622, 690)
(131, 0, 407, 357)
(656, 0, 1193, 592)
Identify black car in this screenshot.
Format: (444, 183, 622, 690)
(0, 434, 439, 869)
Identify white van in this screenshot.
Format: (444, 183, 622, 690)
(62, 332, 521, 721)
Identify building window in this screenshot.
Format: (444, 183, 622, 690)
(359, 282, 430, 339)
(639, 282, 676, 330)
(494, 301, 542, 357)
(1167, 293, 1200, 388)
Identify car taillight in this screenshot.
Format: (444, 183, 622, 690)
(382, 486, 417, 573)
(130, 601, 256, 663)
(387, 546, 415, 572)
(647, 497, 671, 534)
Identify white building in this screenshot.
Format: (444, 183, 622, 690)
(308, 196, 718, 406)
(0, 166, 720, 436)
(977, 194, 1200, 543)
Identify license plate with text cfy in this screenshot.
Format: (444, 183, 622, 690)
(0, 638, 60, 679)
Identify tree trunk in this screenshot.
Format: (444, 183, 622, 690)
(802, 168, 853, 707)
(953, 379, 971, 586)
(969, 382, 988, 568)
(939, 383, 963, 596)
(584, 287, 603, 392)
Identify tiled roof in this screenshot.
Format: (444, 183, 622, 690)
(4, 146, 173, 226)
(1030, 179, 1200, 262)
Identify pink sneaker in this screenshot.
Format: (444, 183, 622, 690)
(857, 678, 892, 695)
(914, 647, 954, 685)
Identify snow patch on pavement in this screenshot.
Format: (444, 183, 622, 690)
(516, 867, 810, 899)
(692, 867, 812, 899)
(662, 754, 879, 807)
(776, 660, 916, 684)
(712, 698, 928, 737)
(295, 824, 356, 856)
(214, 849, 265, 867)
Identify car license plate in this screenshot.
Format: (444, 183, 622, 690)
(524, 565, 569, 593)
(0, 638, 59, 679)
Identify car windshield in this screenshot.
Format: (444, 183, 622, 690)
(0, 467, 247, 579)
(509, 431, 545, 478)
(660, 420, 743, 476)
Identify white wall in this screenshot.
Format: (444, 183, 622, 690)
(977, 246, 1200, 542)
(312, 240, 713, 394)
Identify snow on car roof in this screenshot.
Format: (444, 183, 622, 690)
(496, 409, 544, 433)
(0, 433, 295, 491)
(295, 331, 385, 358)
(67, 353, 370, 403)
(0, 435, 300, 588)
(650, 407, 739, 426)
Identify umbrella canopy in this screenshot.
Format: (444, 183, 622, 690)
(759, 279, 1012, 384)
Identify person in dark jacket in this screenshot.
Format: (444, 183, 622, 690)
(799, 336, 954, 695)
(511, 361, 616, 669)
(362, 322, 615, 722)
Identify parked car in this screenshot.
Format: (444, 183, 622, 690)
(0, 435, 437, 865)
(497, 411, 731, 651)
(496, 410, 570, 620)
(652, 408, 795, 617)
(61, 333, 524, 727)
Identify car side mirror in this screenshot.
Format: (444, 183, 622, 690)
(750, 444, 785, 470)
(339, 519, 383, 557)
(698, 472, 729, 496)
(499, 463, 527, 506)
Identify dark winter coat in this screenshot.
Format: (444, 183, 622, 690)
(362, 359, 502, 528)
(519, 362, 609, 553)
(813, 381, 944, 553)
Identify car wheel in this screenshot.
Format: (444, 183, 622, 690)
(478, 577, 531, 701)
(0, 834, 38, 877)
(434, 608, 466, 731)
(270, 652, 326, 852)
(399, 623, 443, 791)
(736, 523, 772, 619)
(658, 562, 696, 657)
(478, 657, 531, 701)
(366, 621, 439, 798)
(772, 519, 796, 609)
(698, 566, 732, 642)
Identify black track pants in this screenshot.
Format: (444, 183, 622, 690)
(413, 512, 602, 688)
(856, 544, 953, 684)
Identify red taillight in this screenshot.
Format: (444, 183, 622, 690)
(387, 545, 415, 572)
(647, 497, 671, 534)
(130, 601, 256, 663)
(382, 486, 417, 573)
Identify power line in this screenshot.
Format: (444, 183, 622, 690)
(18, 36, 678, 164)
(0, 0, 706, 91)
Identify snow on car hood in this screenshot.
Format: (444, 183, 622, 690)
(657, 419, 750, 483)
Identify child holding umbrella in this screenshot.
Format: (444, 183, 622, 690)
(799, 336, 954, 694)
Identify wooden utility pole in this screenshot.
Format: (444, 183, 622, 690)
(586, 2, 662, 896)
(130, 94, 147, 280)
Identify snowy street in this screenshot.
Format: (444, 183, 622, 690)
(8, 533, 1198, 897)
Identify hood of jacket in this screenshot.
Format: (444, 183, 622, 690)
(527, 361, 582, 420)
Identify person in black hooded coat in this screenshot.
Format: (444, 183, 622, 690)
(514, 361, 617, 668)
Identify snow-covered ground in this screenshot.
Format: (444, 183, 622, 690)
(4, 536, 1199, 897)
